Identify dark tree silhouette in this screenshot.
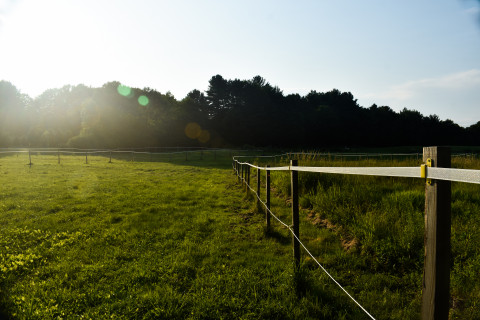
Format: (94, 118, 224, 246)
(0, 76, 477, 149)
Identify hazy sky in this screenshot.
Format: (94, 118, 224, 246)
(1, 0, 479, 126)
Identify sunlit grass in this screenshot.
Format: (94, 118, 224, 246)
(0, 154, 363, 319)
(2, 153, 479, 319)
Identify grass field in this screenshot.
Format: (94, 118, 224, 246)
(1, 152, 479, 319)
(0, 153, 364, 319)
(250, 153, 480, 319)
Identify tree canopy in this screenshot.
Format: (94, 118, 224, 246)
(0, 77, 477, 149)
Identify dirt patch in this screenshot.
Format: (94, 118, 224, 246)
(306, 210, 358, 252)
(306, 210, 338, 231)
(341, 238, 358, 252)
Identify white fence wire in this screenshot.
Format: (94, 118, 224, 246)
(233, 154, 480, 319)
(236, 165, 377, 320)
(234, 159, 480, 185)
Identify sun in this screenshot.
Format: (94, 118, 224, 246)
(0, 0, 116, 98)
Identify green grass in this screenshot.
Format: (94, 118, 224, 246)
(2, 152, 479, 319)
(0, 154, 365, 319)
(254, 153, 480, 319)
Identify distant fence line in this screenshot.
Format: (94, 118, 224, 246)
(0, 147, 261, 165)
(1, 147, 478, 165)
(234, 151, 479, 166)
(233, 146, 480, 320)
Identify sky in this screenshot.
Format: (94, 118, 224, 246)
(1, 0, 479, 127)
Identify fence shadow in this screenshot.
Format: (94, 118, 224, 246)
(264, 228, 290, 245)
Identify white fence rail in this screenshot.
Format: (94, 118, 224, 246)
(233, 146, 478, 320)
(233, 159, 480, 184)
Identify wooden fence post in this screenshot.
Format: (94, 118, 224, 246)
(28, 149, 32, 167)
(244, 165, 248, 191)
(291, 159, 300, 269)
(256, 167, 261, 202)
(243, 164, 246, 188)
(266, 165, 271, 230)
(422, 146, 451, 320)
(58, 149, 60, 164)
(85, 152, 88, 164)
(241, 163, 245, 188)
(243, 165, 247, 189)
(109, 151, 112, 163)
(237, 162, 240, 182)
(241, 163, 244, 188)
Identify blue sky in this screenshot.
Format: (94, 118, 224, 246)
(1, 0, 479, 126)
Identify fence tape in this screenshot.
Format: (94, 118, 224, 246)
(234, 160, 480, 185)
(292, 166, 421, 178)
(427, 167, 480, 184)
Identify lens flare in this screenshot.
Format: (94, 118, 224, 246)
(198, 130, 210, 143)
(185, 122, 201, 139)
(138, 95, 149, 106)
(117, 84, 132, 97)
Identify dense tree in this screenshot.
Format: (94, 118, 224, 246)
(0, 76, 477, 149)
(0, 81, 32, 146)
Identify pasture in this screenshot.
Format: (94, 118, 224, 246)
(0, 152, 479, 319)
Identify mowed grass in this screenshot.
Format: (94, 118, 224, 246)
(0, 154, 364, 319)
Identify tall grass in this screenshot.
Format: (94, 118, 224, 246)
(251, 152, 480, 319)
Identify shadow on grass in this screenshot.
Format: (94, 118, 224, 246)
(0, 308, 9, 320)
(292, 265, 364, 319)
(0, 286, 12, 320)
(264, 227, 290, 245)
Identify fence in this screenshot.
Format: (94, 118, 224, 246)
(0, 147, 261, 165)
(232, 146, 480, 320)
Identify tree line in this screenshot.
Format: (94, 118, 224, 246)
(1, 76, 479, 149)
